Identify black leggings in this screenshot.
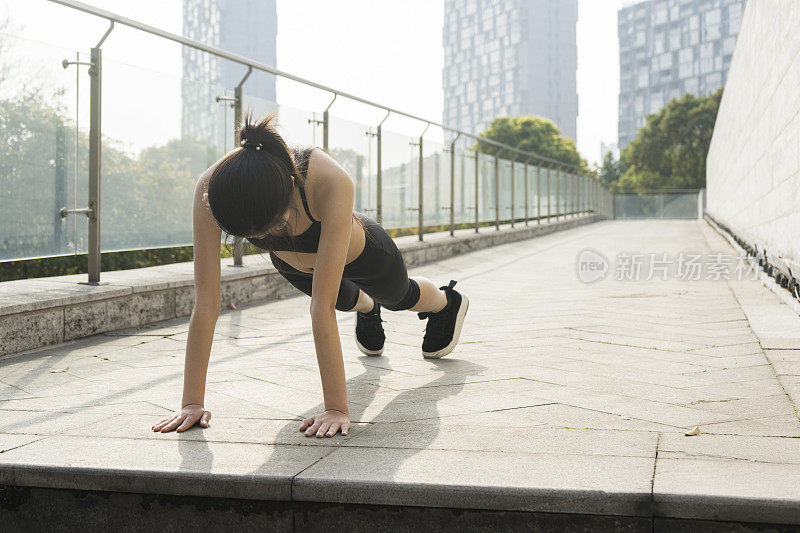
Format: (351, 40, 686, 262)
(268, 212, 421, 312)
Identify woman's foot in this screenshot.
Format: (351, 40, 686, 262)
(355, 302, 385, 356)
(417, 280, 469, 359)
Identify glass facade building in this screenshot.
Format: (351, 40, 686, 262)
(181, 0, 278, 147)
(617, 0, 745, 149)
(443, 0, 579, 144)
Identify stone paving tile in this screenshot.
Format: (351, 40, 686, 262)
(766, 349, 800, 375)
(0, 408, 116, 435)
(0, 433, 44, 453)
(695, 415, 800, 437)
(653, 437, 800, 524)
(340, 423, 659, 455)
(1, 219, 800, 520)
(677, 393, 796, 419)
(432, 403, 680, 432)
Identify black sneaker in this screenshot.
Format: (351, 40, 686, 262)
(417, 279, 469, 359)
(355, 303, 385, 356)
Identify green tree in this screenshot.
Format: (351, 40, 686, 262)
(599, 151, 620, 189)
(0, 85, 219, 258)
(619, 88, 722, 193)
(473, 116, 589, 174)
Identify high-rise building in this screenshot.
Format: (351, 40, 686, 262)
(600, 141, 620, 161)
(181, 0, 277, 148)
(617, 0, 745, 149)
(443, 0, 579, 145)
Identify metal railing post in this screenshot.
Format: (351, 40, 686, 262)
(555, 167, 561, 221)
(494, 155, 499, 231)
(407, 123, 429, 241)
(59, 21, 114, 285)
(375, 111, 390, 225)
(86, 45, 102, 283)
(418, 126, 426, 241)
(474, 150, 479, 233)
(599, 182, 603, 215)
(569, 172, 574, 218)
(594, 180, 598, 213)
(447, 133, 462, 236)
(585, 176, 588, 214)
(572, 173, 577, 218)
(546, 164, 552, 223)
(574, 173, 578, 217)
(510, 154, 518, 228)
(536, 165, 541, 224)
(322, 94, 337, 153)
(524, 157, 532, 226)
(582, 176, 586, 214)
(218, 66, 252, 267)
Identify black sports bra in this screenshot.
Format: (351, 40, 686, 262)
(246, 145, 322, 253)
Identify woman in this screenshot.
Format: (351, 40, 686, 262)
(151, 111, 469, 439)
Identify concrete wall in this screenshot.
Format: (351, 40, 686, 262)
(706, 1, 800, 264)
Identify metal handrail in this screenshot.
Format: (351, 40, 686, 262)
(47, 0, 583, 172)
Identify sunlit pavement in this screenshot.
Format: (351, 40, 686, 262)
(2, 219, 800, 529)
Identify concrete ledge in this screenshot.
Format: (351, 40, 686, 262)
(0, 214, 604, 357)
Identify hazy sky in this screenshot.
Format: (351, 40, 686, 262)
(2, 0, 624, 165)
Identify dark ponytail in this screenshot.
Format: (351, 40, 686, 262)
(205, 108, 377, 256)
(206, 108, 302, 248)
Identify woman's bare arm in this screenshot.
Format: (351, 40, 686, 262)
(153, 171, 221, 432)
(181, 173, 222, 406)
(299, 151, 355, 438)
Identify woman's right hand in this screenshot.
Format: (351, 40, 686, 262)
(151, 404, 211, 433)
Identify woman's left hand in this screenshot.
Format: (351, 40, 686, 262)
(299, 409, 350, 438)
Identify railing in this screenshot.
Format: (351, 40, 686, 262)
(613, 190, 704, 219)
(0, 0, 614, 283)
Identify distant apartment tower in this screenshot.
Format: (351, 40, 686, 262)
(181, 0, 277, 148)
(443, 0, 579, 144)
(618, 0, 745, 149)
(600, 141, 620, 161)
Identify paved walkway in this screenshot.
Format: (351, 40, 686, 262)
(2, 219, 800, 528)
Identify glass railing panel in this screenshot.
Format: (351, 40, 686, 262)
(661, 192, 700, 218)
(497, 158, 512, 223)
(327, 114, 376, 217)
(419, 139, 446, 227)
(477, 152, 496, 224)
(380, 129, 416, 230)
(241, 94, 317, 148)
(512, 162, 527, 222)
(99, 58, 233, 252)
(449, 148, 473, 225)
(614, 192, 700, 219)
(566, 172, 572, 216)
(0, 35, 87, 261)
(614, 194, 659, 218)
(527, 165, 538, 221)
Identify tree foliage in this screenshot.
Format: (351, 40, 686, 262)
(0, 86, 218, 259)
(616, 88, 723, 193)
(473, 116, 590, 175)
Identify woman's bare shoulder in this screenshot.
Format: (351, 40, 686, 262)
(305, 147, 347, 183)
(304, 148, 353, 218)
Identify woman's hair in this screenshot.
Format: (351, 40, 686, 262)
(203, 108, 375, 256)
